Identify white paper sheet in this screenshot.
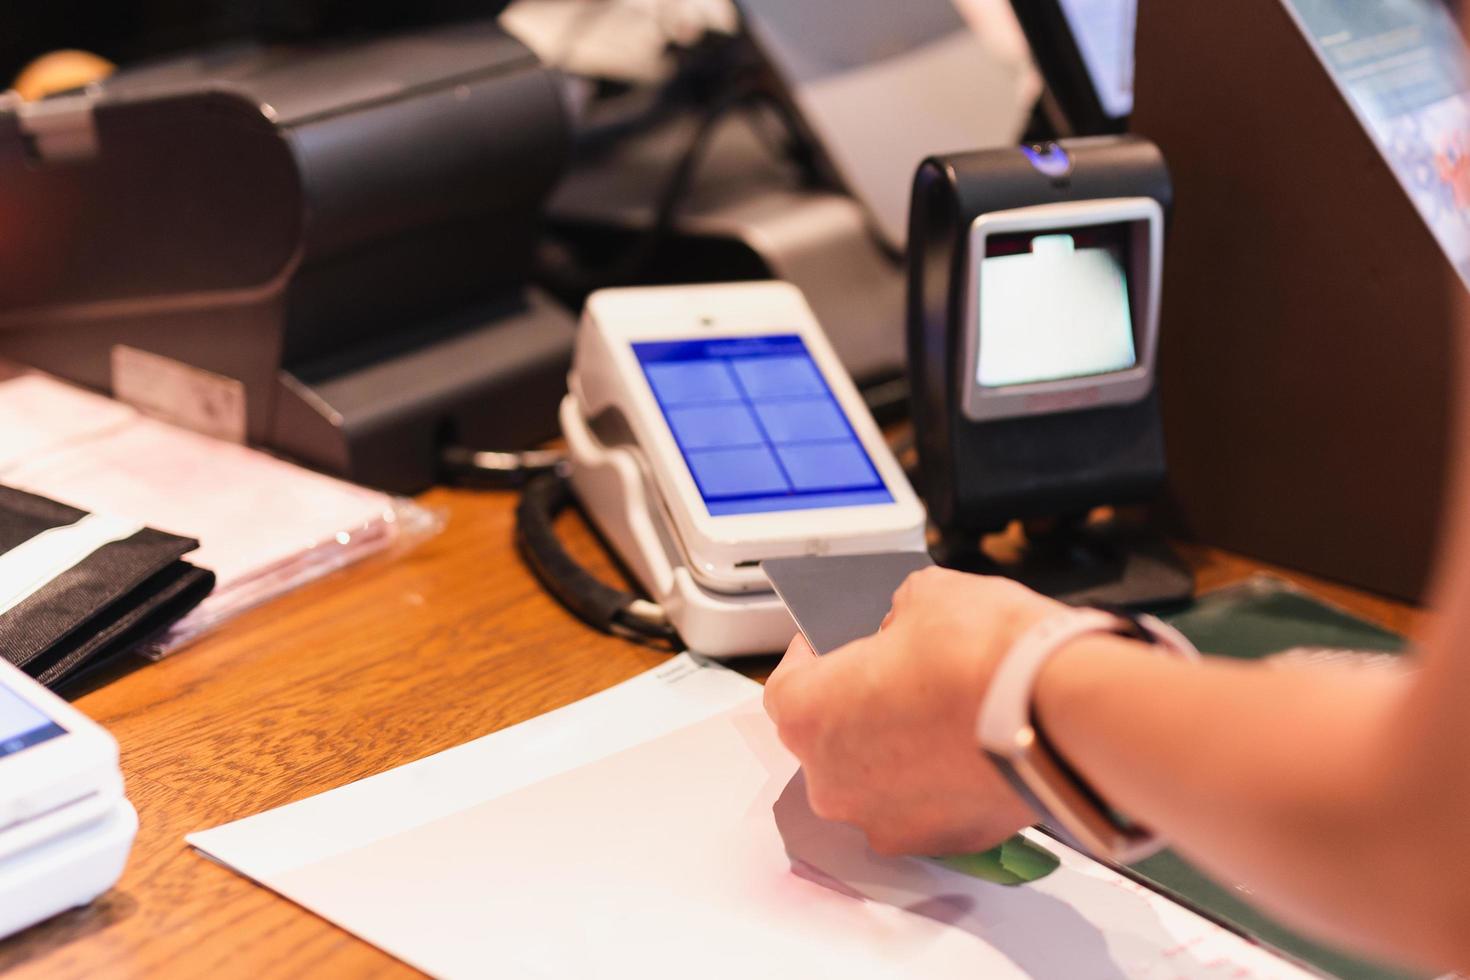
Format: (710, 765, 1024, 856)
(190, 655, 1314, 980)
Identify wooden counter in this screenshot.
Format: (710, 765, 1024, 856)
(0, 487, 1422, 978)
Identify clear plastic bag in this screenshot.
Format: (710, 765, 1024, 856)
(0, 369, 448, 660)
(147, 495, 445, 658)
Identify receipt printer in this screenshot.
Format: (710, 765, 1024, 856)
(907, 136, 1190, 605)
(0, 18, 572, 493)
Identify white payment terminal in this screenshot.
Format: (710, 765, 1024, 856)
(559, 281, 927, 656)
(0, 657, 137, 940)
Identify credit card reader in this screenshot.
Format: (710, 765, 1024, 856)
(542, 281, 927, 657)
(908, 136, 1192, 606)
(0, 657, 137, 940)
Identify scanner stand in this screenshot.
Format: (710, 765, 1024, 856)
(561, 396, 795, 658)
(936, 515, 1194, 610)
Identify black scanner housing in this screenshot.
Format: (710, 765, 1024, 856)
(907, 136, 1174, 534)
(0, 19, 573, 492)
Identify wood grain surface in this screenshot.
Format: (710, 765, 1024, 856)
(0, 487, 1422, 979)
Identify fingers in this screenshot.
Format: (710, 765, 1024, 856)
(888, 568, 1040, 627)
(765, 567, 1053, 866)
(774, 632, 817, 676)
(866, 821, 1017, 859)
(887, 568, 924, 616)
(886, 564, 953, 626)
(763, 633, 817, 724)
(765, 629, 881, 754)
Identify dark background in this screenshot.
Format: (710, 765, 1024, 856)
(1, 1, 499, 82)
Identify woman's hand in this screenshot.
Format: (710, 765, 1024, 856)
(762, 567, 1065, 856)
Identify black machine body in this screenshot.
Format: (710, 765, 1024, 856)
(907, 136, 1189, 606)
(0, 19, 572, 494)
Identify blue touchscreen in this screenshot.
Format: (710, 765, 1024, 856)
(635, 336, 894, 517)
(0, 683, 64, 759)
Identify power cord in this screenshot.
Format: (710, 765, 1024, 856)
(540, 34, 826, 298)
(438, 443, 678, 646)
(514, 470, 679, 646)
(540, 82, 761, 298)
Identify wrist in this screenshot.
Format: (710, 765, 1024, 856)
(977, 607, 1197, 862)
(1032, 631, 1155, 740)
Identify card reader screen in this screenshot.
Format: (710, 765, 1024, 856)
(978, 225, 1137, 388)
(0, 683, 65, 759)
(634, 335, 894, 517)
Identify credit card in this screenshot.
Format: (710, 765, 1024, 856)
(762, 551, 934, 655)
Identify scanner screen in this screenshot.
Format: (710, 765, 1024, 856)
(977, 225, 1137, 388)
(0, 683, 65, 760)
(635, 336, 894, 517)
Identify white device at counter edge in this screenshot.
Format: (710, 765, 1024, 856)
(0, 657, 137, 940)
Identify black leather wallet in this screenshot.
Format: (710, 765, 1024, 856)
(0, 485, 214, 695)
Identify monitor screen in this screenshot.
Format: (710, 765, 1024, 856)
(1056, 0, 1136, 119)
(0, 682, 65, 760)
(737, 0, 1038, 250)
(634, 336, 894, 517)
(977, 225, 1138, 388)
(1281, 0, 1470, 286)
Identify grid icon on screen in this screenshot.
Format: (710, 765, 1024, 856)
(635, 335, 894, 517)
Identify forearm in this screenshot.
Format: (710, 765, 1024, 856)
(1034, 637, 1450, 968)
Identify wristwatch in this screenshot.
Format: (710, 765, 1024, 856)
(976, 607, 1199, 864)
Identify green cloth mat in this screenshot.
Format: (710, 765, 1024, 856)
(1126, 576, 1420, 980)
